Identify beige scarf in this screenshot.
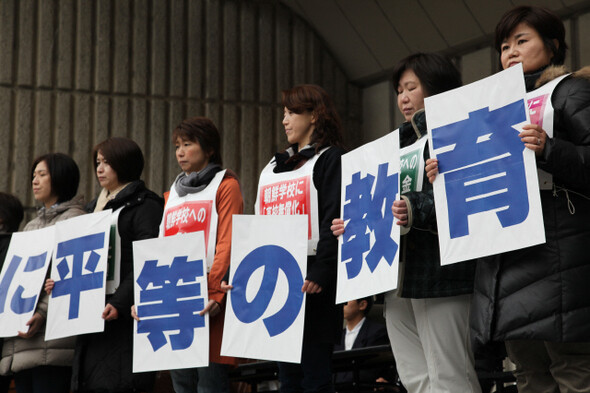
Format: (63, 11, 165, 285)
(94, 183, 131, 212)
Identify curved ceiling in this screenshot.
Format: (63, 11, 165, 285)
(281, 0, 590, 86)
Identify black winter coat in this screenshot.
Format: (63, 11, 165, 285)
(72, 180, 163, 392)
(471, 66, 590, 351)
(399, 110, 476, 299)
(0, 234, 11, 270)
(272, 145, 344, 344)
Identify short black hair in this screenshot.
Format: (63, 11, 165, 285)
(392, 52, 462, 97)
(359, 296, 374, 316)
(93, 137, 144, 183)
(0, 192, 24, 233)
(172, 117, 223, 166)
(31, 153, 80, 203)
(495, 6, 567, 67)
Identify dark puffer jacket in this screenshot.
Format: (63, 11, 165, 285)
(71, 180, 163, 392)
(471, 66, 590, 351)
(399, 110, 476, 299)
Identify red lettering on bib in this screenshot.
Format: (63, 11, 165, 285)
(259, 177, 312, 238)
(164, 201, 213, 247)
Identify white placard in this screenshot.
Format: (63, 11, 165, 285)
(0, 226, 55, 337)
(426, 64, 545, 265)
(337, 131, 401, 304)
(46, 210, 111, 340)
(133, 232, 209, 372)
(221, 215, 307, 363)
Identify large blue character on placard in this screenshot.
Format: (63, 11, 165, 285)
(231, 245, 304, 337)
(136, 256, 205, 351)
(52, 233, 105, 319)
(431, 100, 529, 239)
(341, 162, 399, 279)
(0, 252, 47, 314)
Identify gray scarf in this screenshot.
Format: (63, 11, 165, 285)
(174, 163, 222, 197)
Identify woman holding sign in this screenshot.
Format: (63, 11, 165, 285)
(160, 117, 243, 393)
(255, 84, 345, 392)
(333, 53, 480, 393)
(65, 137, 163, 393)
(426, 6, 590, 392)
(0, 153, 85, 393)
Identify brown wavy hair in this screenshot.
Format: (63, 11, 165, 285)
(281, 84, 343, 151)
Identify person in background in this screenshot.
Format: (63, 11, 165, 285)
(426, 6, 590, 393)
(0, 192, 24, 267)
(336, 297, 387, 352)
(333, 297, 391, 389)
(0, 153, 86, 393)
(0, 192, 24, 393)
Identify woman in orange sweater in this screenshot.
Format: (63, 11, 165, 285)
(161, 117, 244, 393)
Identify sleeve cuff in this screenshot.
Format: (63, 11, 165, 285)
(400, 195, 413, 235)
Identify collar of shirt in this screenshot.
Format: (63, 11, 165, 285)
(344, 317, 366, 350)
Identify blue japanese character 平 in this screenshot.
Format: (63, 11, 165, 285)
(52, 233, 106, 319)
(341, 163, 399, 279)
(431, 100, 529, 239)
(43, 210, 111, 342)
(136, 256, 206, 352)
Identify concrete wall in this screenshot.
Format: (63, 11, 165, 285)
(361, 80, 393, 143)
(0, 0, 362, 216)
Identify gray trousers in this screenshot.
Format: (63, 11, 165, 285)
(384, 291, 481, 393)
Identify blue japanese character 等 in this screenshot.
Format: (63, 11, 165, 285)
(431, 100, 529, 238)
(136, 256, 205, 351)
(341, 163, 399, 279)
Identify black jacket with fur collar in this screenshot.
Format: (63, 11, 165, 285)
(471, 65, 590, 351)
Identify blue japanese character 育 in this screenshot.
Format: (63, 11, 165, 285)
(52, 233, 105, 319)
(231, 245, 304, 337)
(341, 163, 399, 279)
(136, 256, 205, 351)
(431, 100, 529, 239)
(0, 252, 47, 314)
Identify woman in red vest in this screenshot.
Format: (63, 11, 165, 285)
(160, 117, 243, 393)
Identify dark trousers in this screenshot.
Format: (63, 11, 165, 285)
(0, 375, 12, 393)
(14, 366, 71, 393)
(506, 340, 590, 393)
(277, 341, 335, 393)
